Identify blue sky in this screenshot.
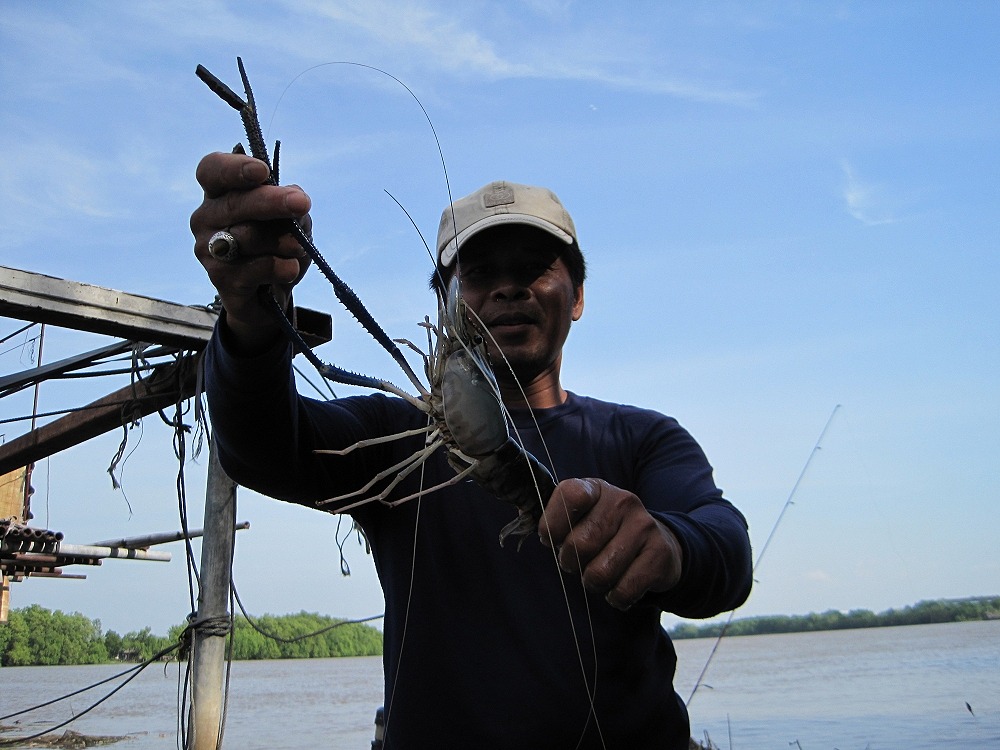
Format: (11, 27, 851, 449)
(1, 1, 997, 642)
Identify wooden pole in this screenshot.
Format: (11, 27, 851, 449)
(0, 467, 28, 622)
(187, 438, 237, 750)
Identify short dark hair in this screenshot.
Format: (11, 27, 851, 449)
(428, 230, 586, 299)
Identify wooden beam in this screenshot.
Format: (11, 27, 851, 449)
(1, 265, 332, 350)
(0, 355, 199, 476)
(0, 265, 330, 471)
(0, 265, 217, 349)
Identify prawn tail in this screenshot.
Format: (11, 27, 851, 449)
(464, 439, 556, 549)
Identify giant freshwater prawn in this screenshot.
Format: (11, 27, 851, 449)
(196, 58, 606, 746)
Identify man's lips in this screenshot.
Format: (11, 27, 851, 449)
(485, 312, 537, 328)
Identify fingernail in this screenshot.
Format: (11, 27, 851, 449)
(241, 160, 269, 182)
(285, 188, 310, 216)
(606, 594, 630, 612)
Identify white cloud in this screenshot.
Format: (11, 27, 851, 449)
(841, 160, 897, 226)
(558, 67, 758, 105)
(289, 0, 526, 77)
(1, 140, 118, 233)
(1, 9, 145, 93)
(804, 568, 834, 584)
(271, 0, 757, 104)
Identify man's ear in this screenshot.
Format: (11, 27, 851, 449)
(572, 285, 585, 322)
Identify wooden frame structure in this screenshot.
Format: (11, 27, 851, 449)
(1, 264, 330, 749)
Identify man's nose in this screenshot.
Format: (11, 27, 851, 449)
(490, 275, 530, 300)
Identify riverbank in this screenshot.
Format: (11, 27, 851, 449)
(3, 595, 997, 667)
(0, 728, 128, 748)
(668, 594, 1000, 639)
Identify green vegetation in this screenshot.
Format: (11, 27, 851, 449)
(0, 605, 381, 667)
(5, 595, 995, 665)
(227, 611, 382, 660)
(669, 595, 1000, 639)
(0, 605, 108, 666)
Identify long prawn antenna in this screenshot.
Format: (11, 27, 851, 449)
(269, 60, 460, 302)
(686, 404, 841, 706)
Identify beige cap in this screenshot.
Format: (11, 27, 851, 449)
(436, 180, 577, 267)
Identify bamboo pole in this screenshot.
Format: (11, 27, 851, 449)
(51, 544, 172, 561)
(91, 521, 249, 550)
(187, 438, 237, 750)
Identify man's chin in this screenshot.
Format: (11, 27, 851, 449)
(490, 351, 546, 383)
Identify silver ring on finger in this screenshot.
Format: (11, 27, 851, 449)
(207, 230, 240, 262)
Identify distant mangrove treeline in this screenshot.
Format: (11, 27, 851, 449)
(4, 595, 997, 666)
(0, 605, 382, 667)
(669, 595, 1000, 639)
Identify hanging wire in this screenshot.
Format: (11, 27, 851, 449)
(230, 580, 384, 643)
(0, 321, 36, 346)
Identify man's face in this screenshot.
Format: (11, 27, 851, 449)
(455, 225, 584, 384)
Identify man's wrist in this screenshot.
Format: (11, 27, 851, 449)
(218, 308, 284, 357)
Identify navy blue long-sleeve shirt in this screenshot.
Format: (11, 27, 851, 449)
(205, 325, 752, 749)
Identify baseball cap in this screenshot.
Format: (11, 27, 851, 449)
(436, 180, 577, 267)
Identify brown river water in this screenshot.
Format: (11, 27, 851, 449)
(1, 620, 997, 748)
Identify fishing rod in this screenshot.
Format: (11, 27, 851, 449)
(686, 404, 841, 706)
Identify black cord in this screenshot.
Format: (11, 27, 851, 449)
(0, 642, 181, 746)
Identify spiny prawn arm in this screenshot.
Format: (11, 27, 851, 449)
(259, 291, 427, 410)
(305, 240, 427, 395)
(236, 57, 271, 170)
(196, 58, 425, 394)
(195, 60, 272, 171)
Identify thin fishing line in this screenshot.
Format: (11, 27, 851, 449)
(381, 443, 428, 748)
(686, 404, 841, 706)
(462, 305, 606, 747)
(294, 362, 338, 399)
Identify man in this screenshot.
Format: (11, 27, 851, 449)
(192, 156, 752, 749)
